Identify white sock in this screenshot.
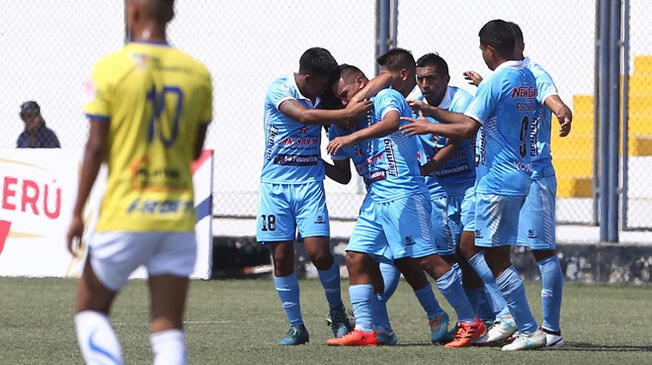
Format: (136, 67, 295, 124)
(74, 310, 123, 365)
(150, 329, 186, 365)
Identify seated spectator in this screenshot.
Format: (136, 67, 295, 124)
(17, 101, 61, 148)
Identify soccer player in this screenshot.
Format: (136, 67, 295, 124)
(408, 52, 496, 325)
(463, 22, 572, 347)
(66, 1, 210, 364)
(324, 64, 444, 346)
(401, 19, 547, 351)
(257, 48, 371, 345)
(377, 49, 486, 347)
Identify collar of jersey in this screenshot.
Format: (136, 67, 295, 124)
(130, 40, 171, 47)
(406, 84, 452, 110)
(287, 74, 321, 108)
(494, 59, 525, 72)
(437, 86, 454, 109)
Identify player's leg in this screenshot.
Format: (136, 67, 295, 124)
(256, 183, 307, 345)
(518, 176, 564, 347)
(146, 232, 196, 365)
(327, 197, 387, 346)
(385, 193, 457, 344)
(296, 181, 351, 337)
(449, 190, 495, 323)
(412, 195, 484, 347)
(75, 232, 154, 365)
(475, 193, 545, 351)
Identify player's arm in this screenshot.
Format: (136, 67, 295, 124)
(323, 158, 352, 184)
(278, 98, 371, 127)
(400, 110, 479, 140)
(463, 71, 483, 86)
(420, 139, 460, 176)
(350, 73, 394, 103)
(327, 110, 400, 155)
(194, 124, 209, 160)
(66, 119, 109, 255)
(545, 95, 573, 137)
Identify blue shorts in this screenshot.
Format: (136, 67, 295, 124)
(474, 193, 525, 247)
(348, 192, 433, 263)
(430, 196, 454, 256)
(517, 176, 557, 250)
(256, 181, 330, 242)
(447, 186, 475, 245)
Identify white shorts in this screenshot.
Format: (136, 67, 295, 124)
(88, 231, 197, 291)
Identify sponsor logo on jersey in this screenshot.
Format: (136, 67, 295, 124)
(383, 139, 399, 176)
(265, 125, 279, 161)
(527, 229, 537, 239)
(314, 215, 325, 224)
(364, 170, 387, 186)
(511, 86, 537, 99)
(474, 229, 483, 240)
(273, 154, 320, 166)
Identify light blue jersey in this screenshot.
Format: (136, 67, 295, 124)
(329, 88, 427, 202)
(261, 75, 324, 184)
(523, 57, 558, 180)
(408, 86, 476, 197)
(464, 60, 537, 196)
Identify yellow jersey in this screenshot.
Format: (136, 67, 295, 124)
(83, 41, 212, 232)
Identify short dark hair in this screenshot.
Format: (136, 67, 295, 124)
(299, 47, 340, 80)
(415, 53, 449, 77)
(339, 64, 366, 84)
(507, 21, 524, 43)
(376, 48, 416, 73)
(478, 19, 515, 56)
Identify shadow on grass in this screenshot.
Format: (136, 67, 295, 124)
(562, 342, 652, 352)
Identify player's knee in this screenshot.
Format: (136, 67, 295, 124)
(532, 249, 556, 262)
(308, 250, 334, 270)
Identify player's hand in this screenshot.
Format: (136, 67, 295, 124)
(557, 109, 573, 137)
(408, 99, 430, 116)
(399, 112, 433, 136)
(463, 71, 483, 86)
(66, 215, 84, 257)
(344, 98, 372, 119)
(327, 135, 356, 155)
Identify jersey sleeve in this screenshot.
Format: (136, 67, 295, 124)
(83, 59, 113, 122)
(267, 79, 296, 110)
(533, 67, 558, 105)
(375, 90, 401, 119)
(328, 125, 350, 161)
(200, 70, 213, 124)
(464, 77, 498, 125)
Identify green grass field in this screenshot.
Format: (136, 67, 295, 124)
(1, 278, 651, 364)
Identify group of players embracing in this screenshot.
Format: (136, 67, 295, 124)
(258, 19, 572, 351)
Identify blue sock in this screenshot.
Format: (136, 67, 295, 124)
(436, 268, 476, 323)
(414, 283, 445, 319)
(349, 284, 375, 332)
(374, 293, 393, 333)
(317, 260, 344, 308)
(469, 252, 510, 318)
(538, 255, 564, 333)
(495, 266, 538, 334)
(274, 273, 303, 326)
(380, 263, 401, 300)
(464, 288, 484, 316)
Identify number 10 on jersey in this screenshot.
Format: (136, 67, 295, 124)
(146, 85, 184, 147)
